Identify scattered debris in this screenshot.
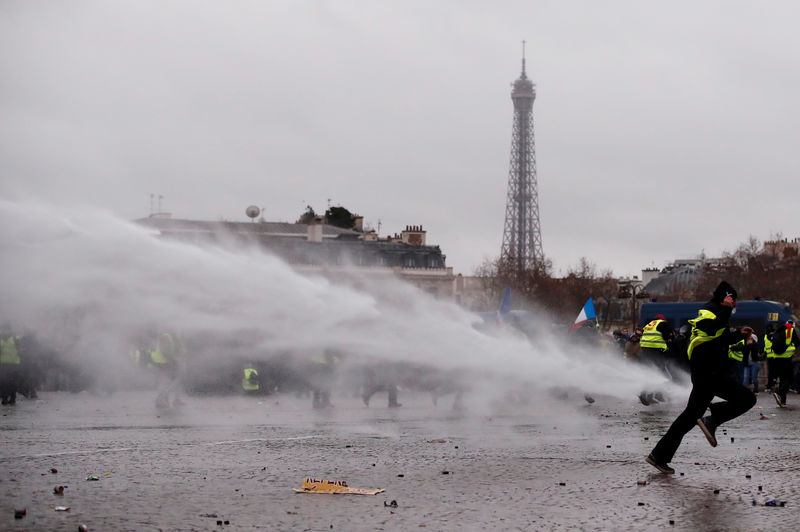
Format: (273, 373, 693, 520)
(441, 471, 450, 475)
(200, 514, 218, 518)
(559, 482, 566, 486)
(637, 502, 645, 506)
(50, 468, 58, 474)
(224, 521, 230, 525)
(345, 445, 351, 448)
(760, 414, 769, 420)
(294, 478, 385, 495)
(397, 474, 404, 478)
(643, 437, 649, 441)
(746, 474, 751, 479)
(713, 489, 720, 494)
(86, 475, 99, 481)
(731, 437, 735, 443)
(14, 508, 26, 519)
(584, 395, 595, 404)
(54, 506, 70, 512)
(427, 439, 447, 444)
(669, 520, 675, 525)
(764, 499, 786, 507)
(217, 520, 223, 526)
(758, 485, 762, 491)
(637, 480, 647, 486)
(679, 472, 684, 476)
(454, 446, 459, 449)
(384, 500, 398, 508)
(54, 485, 65, 495)
(79, 524, 88, 532)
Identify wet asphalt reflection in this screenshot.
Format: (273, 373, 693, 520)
(1, 391, 799, 531)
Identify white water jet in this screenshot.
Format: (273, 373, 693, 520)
(0, 199, 683, 405)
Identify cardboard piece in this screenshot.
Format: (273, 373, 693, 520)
(293, 478, 385, 495)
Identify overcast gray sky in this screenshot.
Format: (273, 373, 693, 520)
(2, 1, 799, 278)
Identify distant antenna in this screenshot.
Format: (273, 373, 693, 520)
(149, 193, 154, 216)
(245, 205, 261, 221)
(158, 194, 164, 213)
(377, 219, 382, 234)
(521, 40, 526, 77)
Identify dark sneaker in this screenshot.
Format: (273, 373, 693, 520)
(697, 416, 717, 447)
(645, 454, 675, 474)
(773, 392, 783, 407)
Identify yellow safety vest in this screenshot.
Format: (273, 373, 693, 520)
(0, 336, 21, 365)
(687, 309, 727, 360)
(773, 328, 797, 359)
(242, 368, 259, 391)
(150, 333, 175, 365)
(640, 320, 668, 350)
(728, 339, 744, 362)
(765, 336, 775, 359)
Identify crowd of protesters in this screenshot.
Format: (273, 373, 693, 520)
(605, 319, 800, 403)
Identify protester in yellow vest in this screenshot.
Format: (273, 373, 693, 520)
(151, 331, 184, 408)
(637, 314, 674, 405)
(1, 333, 23, 405)
(310, 350, 339, 409)
(242, 367, 260, 394)
(769, 320, 799, 407)
(646, 281, 756, 474)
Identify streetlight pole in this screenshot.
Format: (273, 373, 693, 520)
(618, 280, 649, 331)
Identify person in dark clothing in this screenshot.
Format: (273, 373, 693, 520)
(741, 333, 761, 394)
(612, 330, 628, 354)
(646, 281, 756, 474)
(667, 325, 691, 380)
(769, 321, 799, 407)
(765, 323, 778, 391)
(361, 363, 402, 408)
(1, 333, 23, 405)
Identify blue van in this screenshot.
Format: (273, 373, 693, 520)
(639, 300, 796, 347)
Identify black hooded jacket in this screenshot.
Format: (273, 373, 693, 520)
(689, 299, 741, 373)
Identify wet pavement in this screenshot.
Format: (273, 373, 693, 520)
(2, 390, 799, 531)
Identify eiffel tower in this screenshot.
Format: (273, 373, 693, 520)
(500, 42, 544, 272)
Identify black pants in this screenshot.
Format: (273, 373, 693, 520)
(772, 358, 793, 404)
(0, 364, 20, 404)
(650, 369, 756, 463)
(640, 347, 670, 378)
(766, 359, 776, 389)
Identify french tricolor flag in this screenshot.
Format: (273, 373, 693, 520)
(571, 298, 597, 330)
